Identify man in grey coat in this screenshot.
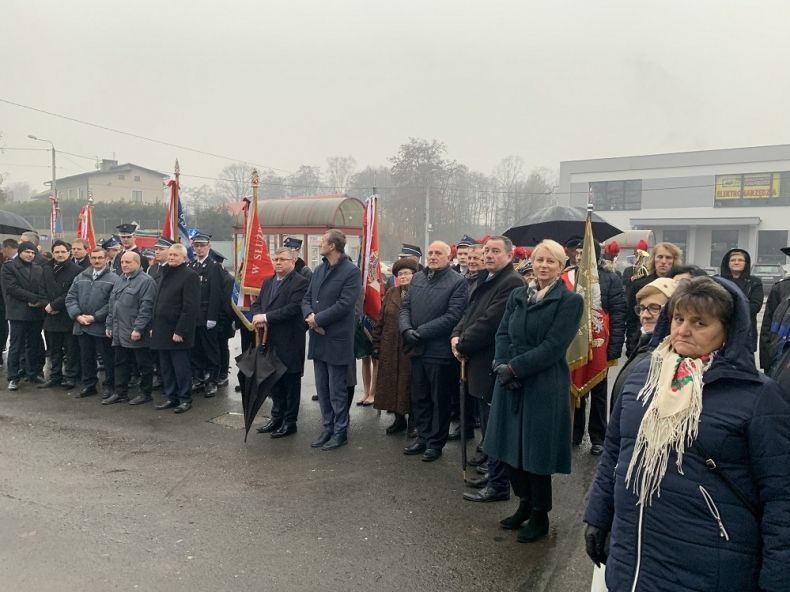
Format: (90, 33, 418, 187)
(301, 229, 362, 451)
(400, 240, 468, 462)
(65, 247, 119, 398)
(104, 252, 157, 405)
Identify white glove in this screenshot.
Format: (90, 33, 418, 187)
(206, 320, 217, 329)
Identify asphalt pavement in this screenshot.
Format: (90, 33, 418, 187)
(0, 339, 602, 592)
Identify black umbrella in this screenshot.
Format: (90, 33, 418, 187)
(235, 326, 287, 442)
(503, 205, 621, 246)
(0, 210, 34, 235)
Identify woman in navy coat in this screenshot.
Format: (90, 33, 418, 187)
(584, 276, 790, 592)
(483, 239, 583, 543)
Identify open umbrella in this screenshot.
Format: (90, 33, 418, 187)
(235, 326, 287, 442)
(0, 210, 34, 235)
(503, 205, 621, 246)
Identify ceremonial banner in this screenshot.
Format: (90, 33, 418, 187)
(231, 170, 274, 330)
(566, 210, 610, 400)
(361, 195, 384, 321)
(76, 199, 96, 249)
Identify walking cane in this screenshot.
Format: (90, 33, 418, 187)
(460, 358, 468, 483)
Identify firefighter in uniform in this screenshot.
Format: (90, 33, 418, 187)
(188, 232, 223, 396)
(112, 224, 150, 274)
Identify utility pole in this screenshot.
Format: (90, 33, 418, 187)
(424, 183, 430, 251)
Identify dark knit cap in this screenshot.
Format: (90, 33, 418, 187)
(18, 241, 37, 255)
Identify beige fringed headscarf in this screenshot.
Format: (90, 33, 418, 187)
(625, 335, 716, 506)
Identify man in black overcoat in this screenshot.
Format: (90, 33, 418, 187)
(151, 244, 199, 414)
(251, 247, 309, 438)
(451, 236, 524, 502)
(41, 240, 82, 388)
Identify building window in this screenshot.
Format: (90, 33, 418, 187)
(134, 175, 141, 182)
(589, 180, 642, 211)
(118, 174, 125, 180)
(710, 229, 739, 267)
(757, 230, 788, 264)
(662, 230, 688, 259)
(132, 190, 143, 203)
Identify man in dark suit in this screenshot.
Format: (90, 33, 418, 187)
(112, 224, 149, 273)
(251, 247, 309, 438)
(71, 239, 91, 269)
(301, 229, 362, 451)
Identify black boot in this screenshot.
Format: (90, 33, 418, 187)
(517, 510, 549, 543)
(385, 414, 407, 435)
(500, 499, 532, 530)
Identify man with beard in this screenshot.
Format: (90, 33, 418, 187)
(40, 240, 82, 389)
(301, 229, 362, 450)
(152, 244, 199, 414)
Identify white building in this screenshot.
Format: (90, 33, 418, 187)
(558, 145, 790, 267)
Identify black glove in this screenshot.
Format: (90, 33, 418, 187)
(493, 363, 516, 386)
(584, 523, 610, 567)
(403, 329, 421, 346)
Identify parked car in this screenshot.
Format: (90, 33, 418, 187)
(752, 263, 786, 290)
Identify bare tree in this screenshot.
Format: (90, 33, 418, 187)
(287, 165, 322, 196)
(215, 163, 254, 203)
(325, 156, 357, 193)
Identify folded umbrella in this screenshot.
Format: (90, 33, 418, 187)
(235, 326, 288, 442)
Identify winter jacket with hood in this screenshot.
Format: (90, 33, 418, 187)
(718, 248, 763, 352)
(584, 276, 790, 592)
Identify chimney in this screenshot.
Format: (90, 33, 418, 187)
(99, 159, 118, 172)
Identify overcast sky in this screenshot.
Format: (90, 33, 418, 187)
(2, 0, 789, 194)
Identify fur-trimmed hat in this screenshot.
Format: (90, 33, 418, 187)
(392, 258, 420, 276)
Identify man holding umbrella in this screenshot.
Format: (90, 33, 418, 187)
(250, 247, 309, 438)
(451, 236, 523, 501)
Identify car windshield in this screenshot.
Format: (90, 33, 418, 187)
(753, 265, 783, 273)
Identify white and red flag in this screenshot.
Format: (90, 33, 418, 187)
(361, 195, 384, 321)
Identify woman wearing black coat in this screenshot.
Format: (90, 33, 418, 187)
(718, 248, 763, 352)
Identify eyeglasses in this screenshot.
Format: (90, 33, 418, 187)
(634, 304, 663, 316)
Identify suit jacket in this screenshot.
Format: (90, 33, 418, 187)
(250, 271, 309, 374)
(150, 263, 199, 350)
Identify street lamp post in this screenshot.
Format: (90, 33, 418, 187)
(27, 135, 56, 204)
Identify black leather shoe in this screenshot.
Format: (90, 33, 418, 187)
(78, 386, 98, 398)
(407, 427, 418, 438)
(102, 393, 129, 405)
(174, 402, 192, 414)
(385, 415, 407, 435)
(270, 424, 297, 439)
(463, 486, 510, 502)
(403, 441, 427, 455)
(517, 510, 549, 543)
(321, 434, 348, 450)
(61, 381, 76, 390)
(257, 419, 283, 434)
(468, 451, 488, 467)
(128, 394, 153, 405)
(500, 501, 532, 530)
(465, 476, 488, 489)
(155, 400, 179, 410)
(204, 382, 217, 397)
(590, 444, 604, 456)
(422, 448, 442, 462)
(26, 375, 46, 385)
(37, 379, 61, 389)
(310, 431, 333, 448)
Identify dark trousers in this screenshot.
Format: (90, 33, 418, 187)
(0, 309, 8, 354)
(78, 333, 114, 389)
(7, 319, 44, 380)
(45, 330, 78, 383)
(271, 372, 301, 425)
(478, 398, 508, 492)
(506, 465, 553, 512)
(410, 358, 459, 451)
(313, 360, 349, 436)
(192, 325, 220, 382)
(114, 346, 153, 395)
(573, 377, 608, 446)
(218, 337, 230, 379)
(159, 349, 192, 404)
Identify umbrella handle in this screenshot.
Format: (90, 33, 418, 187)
(256, 325, 269, 347)
(460, 358, 466, 381)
